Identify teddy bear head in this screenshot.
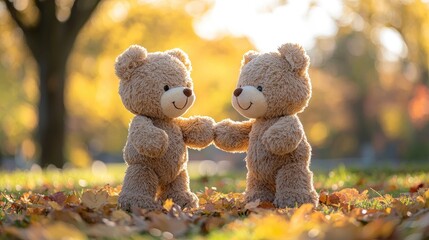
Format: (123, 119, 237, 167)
(232, 43, 312, 119)
(115, 45, 195, 119)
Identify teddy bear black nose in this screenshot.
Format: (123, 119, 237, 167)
(233, 88, 243, 97)
(183, 88, 193, 97)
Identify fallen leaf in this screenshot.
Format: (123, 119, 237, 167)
(43, 222, 86, 240)
(410, 183, 424, 193)
(65, 194, 80, 205)
(81, 190, 108, 209)
(48, 201, 63, 211)
(244, 199, 260, 210)
(163, 199, 174, 211)
(111, 210, 132, 224)
(319, 190, 329, 204)
(259, 201, 275, 209)
(147, 212, 188, 237)
(49, 192, 67, 205)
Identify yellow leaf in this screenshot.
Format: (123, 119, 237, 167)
(198, 198, 207, 205)
(108, 195, 119, 205)
(291, 203, 314, 224)
(254, 214, 288, 239)
(111, 210, 131, 223)
(163, 198, 174, 211)
(48, 201, 62, 210)
(43, 222, 85, 240)
(81, 190, 108, 209)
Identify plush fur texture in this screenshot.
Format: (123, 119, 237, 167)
(115, 45, 214, 211)
(214, 43, 318, 208)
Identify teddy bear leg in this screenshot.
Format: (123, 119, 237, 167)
(244, 172, 276, 203)
(158, 170, 198, 209)
(274, 163, 319, 208)
(118, 164, 161, 211)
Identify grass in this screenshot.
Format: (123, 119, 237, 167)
(1, 162, 428, 196)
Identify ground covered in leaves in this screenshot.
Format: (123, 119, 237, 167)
(1, 164, 429, 239)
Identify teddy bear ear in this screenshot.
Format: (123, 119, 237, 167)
(278, 43, 310, 75)
(166, 48, 192, 72)
(241, 50, 259, 66)
(115, 45, 148, 81)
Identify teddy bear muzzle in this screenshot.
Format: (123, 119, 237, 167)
(232, 86, 267, 119)
(161, 86, 195, 118)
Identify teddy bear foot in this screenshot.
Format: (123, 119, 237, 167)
(162, 191, 199, 209)
(245, 191, 275, 204)
(118, 194, 161, 211)
(274, 190, 318, 208)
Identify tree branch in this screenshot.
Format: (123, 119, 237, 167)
(3, 0, 28, 31)
(67, 0, 101, 39)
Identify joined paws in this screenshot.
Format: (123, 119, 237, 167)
(183, 116, 215, 148)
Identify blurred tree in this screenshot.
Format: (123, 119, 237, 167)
(3, 0, 101, 167)
(311, 0, 429, 160)
(343, 0, 429, 85)
(318, 31, 379, 157)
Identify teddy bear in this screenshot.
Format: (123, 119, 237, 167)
(214, 43, 319, 208)
(114, 45, 214, 211)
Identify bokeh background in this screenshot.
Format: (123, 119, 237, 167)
(1, 0, 428, 172)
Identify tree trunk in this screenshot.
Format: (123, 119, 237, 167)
(38, 57, 67, 168)
(3, 0, 101, 167)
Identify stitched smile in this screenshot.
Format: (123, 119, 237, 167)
(236, 98, 253, 110)
(172, 98, 188, 110)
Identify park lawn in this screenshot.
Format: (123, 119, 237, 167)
(0, 163, 428, 239)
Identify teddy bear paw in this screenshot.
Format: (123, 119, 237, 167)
(245, 191, 275, 204)
(274, 190, 318, 208)
(169, 191, 199, 209)
(118, 194, 162, 211)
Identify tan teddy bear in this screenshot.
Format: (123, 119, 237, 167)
(115, 45, 214, 211)
(214, 43, 319, 208)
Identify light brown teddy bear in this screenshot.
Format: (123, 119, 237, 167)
(115, 45, 214, 211)
(214, 43, 319, 208)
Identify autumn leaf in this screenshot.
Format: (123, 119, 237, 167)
(81, 190, 108, 209)
(244, 199, 260, 210)
(163, 199, 174, 211)
(147, 212, 188, 237)
(49, 192, 67, 205)
(111, 210, 132, 224)
(43, 222, 86, 240)
(410, 183, 425, 193)
(48, 201, 63, 210)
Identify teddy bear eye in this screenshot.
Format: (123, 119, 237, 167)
(164, 85, 170, 91)
(257, 86, 263, 92)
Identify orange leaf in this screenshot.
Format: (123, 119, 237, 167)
(410, 183, 424, 193)
(163, 199, 174, 211)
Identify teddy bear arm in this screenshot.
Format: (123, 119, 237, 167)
(214, 119, 253, 153)
(175, 116, 215, 150)
(129, 116, 169, 158)
(262, 115, 304, 155)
